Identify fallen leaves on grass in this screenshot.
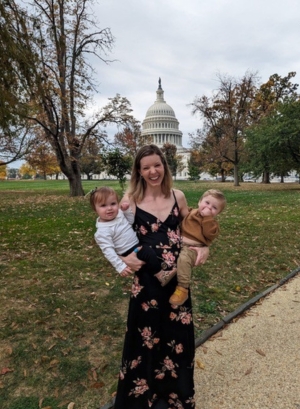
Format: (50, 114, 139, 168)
(0, 367, 13, 375)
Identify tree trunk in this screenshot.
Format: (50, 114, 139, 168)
(68, 172, 84, 196)
(221, 169, 226, 182)
(233, 164, 240, 187)
(60, 158, 85, 196)
(262, 171, 270, 183)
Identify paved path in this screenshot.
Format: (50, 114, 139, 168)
(194, 270, 300, 409)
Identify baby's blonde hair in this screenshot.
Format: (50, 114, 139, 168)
(90, 187, 119, 212)
(201, 189, 226, 212)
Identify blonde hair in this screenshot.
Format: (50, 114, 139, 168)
(127, 144, 173, 203)
(89, 186, 118, 212)
(201, 189, 226, 211)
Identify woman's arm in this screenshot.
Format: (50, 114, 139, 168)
(120, 252, 145, 272)
(174, 189, 210, 265)
(119, 194, 143, 271)
(190, 245, 210, 265)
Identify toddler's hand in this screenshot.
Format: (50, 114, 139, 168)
(120, 202, 130, 211)
(120, 266, 133, 277)
(200, 207, 213, 217)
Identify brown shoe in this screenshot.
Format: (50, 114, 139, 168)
(155, 268, 177, 287)
(169, 286, 189, 305)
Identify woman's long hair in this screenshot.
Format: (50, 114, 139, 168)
(128, 144, 173, 203)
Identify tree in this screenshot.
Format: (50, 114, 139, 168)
(25, 142, 60, 180)
(113, 121, 152, 157)
(189, 127, 234, 181)
(19, 163, 36, 179)
(0, 2, 36, 164)
(249, 72, 299, 183)
(0, 161, 7, 179)
(187, 150, 202, 180)
(79, 138, 104, 180)
(103, 148, 132, 191)
(245, 99, 300, 181)
(190, 71, 259, 186)
(6, 167, 19, 179)
(161, 143, 180, 178)
(0, 0, 135, 196)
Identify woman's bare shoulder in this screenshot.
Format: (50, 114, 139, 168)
(172, 188, 186, 201)
(173, 188, 188, 217)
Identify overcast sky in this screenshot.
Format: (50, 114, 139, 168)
(91, 0, 300, 147)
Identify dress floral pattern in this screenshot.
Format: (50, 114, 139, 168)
(114, 196, 195, 409)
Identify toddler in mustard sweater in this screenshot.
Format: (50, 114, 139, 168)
(169, 189, 226, 305)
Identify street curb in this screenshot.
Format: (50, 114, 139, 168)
(100, 266, 300, 409)
(195, 266, 300, 348)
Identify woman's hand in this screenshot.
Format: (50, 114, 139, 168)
(190, 246, 210, 266)
(120, 252, 145, 272)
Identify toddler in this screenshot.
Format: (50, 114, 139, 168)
(169, 189, 226, 305)
(90, 186, 176, 285)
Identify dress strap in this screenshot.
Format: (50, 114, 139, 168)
(172, 189, 178, 206)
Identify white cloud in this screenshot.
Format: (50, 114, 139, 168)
(87, 0, 300, 147)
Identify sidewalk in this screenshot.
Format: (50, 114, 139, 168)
(194, 268, 300, 409)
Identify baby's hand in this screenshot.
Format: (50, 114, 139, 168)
(200, 207, 213, 217)
(120, 202, 130, 212)
(119, 266, 133, 277)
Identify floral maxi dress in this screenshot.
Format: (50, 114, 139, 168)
(114, 196, 196, 409)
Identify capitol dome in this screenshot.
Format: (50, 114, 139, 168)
(141, 78, 183, 148)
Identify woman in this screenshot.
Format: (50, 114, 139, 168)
(114, 145, 209, 409)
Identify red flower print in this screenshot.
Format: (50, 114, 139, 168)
(173, 206, 179, 217)
(151, 221, 160, 232)
(130, 356, 142, 369)
(179, 311, 192, 325)
(131, 276, 144, 298)
(141, 302, 149, 311)
(129, 378, 149, 397)
(139, 225, 148, 235)
(169, 312, 177, 321)
(162, 251, 175, 267)
(163, 357, 175, 371)
(155, 356, 179, 380)
(167, 229, 180, 246)
(139, 327, 160, 349)
(175, 343, 184, 354)
(141, 299, 158, 311)
(169, 306, 193, 325)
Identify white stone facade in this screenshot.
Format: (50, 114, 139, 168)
(141, 78, 190, 180)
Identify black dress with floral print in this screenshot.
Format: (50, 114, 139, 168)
(114, 194, 195, 409)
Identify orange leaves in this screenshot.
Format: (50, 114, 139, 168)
(196, 359, 205, 370)
(0, 367, 13, 375)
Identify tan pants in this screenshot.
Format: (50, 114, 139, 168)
(177, 243, 203, 288)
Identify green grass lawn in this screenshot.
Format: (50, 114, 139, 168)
(1, 179, 300, 408)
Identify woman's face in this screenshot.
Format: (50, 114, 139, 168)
(139, 154, 165, 187)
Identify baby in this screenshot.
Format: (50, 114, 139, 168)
(169, 189, 226, 305)
(90, 186, 176, 285)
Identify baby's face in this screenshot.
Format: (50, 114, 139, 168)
(95, 194, 119, 222)
(198, 195, 222, 217)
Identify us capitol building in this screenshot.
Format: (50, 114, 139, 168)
(140, 78, 190, 179)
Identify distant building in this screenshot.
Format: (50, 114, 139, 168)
(141, 78, 190, 180)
